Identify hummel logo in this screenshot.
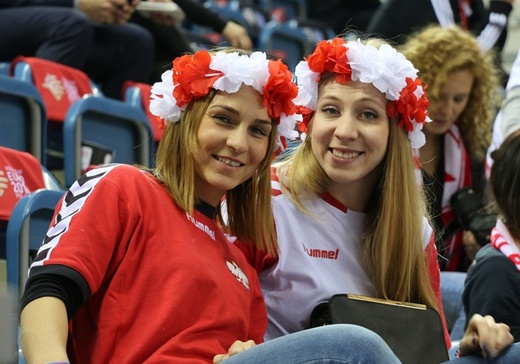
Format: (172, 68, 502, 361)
(303, 242, 339, 260)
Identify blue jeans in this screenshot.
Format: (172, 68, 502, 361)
(441, 271, 467, 341)
(443, 342, 520, 363)
(223, 324, 520, 364)
(224, 324, 401, 363)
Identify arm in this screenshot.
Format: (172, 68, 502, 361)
(473, 0, 513, 52)
(501, 50, 520, 136)
(458, 251, 518, 357)
(462, 252, 520, 341)
(175, 0, 227, 31)
(174, 0, 252, 49)
(78, 0, 138, 25)
(20, 297, 70, 363)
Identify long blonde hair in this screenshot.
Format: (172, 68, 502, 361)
(278, 107, 438, 309)
(154, 89, 279, 255)
(400, 25, 501, 160)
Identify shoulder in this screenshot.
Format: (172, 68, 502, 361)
(66, 164, 162, 205)
(467, 245, 519, 281)
(78, 163, 154, 185)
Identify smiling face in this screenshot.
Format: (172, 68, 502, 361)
(193, 85, 273, 206)
(425, 68, 474, 136)
(310, 79, 389, 210)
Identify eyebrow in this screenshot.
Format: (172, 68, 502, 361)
(209, 104, 272, 125)
(320, 94, 386, 107)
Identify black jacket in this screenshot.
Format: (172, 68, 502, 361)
(366, 0, 512, 53)
(463, 244, 520, 342)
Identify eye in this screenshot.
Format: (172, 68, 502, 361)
(250, 124, 271, 138)
(213, 114, 231, 123)
(361, 110, 378, 120)
(321, 106, 340, 115)
(453, 95, 467, 103)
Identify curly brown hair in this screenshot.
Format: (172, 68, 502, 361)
(399, 25, 501, 160)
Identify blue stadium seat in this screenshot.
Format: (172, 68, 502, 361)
(0, 75, 47, 164)
(6, 189, 64, 301)
(0, 62, 10, 75)
(257, 19, 312, 72)
(258, 0, 307, 21)
(63, 95, 154, 188)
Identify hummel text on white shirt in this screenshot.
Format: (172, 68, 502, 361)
(302, 242, 339, 260)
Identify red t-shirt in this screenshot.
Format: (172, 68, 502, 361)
(28, 164, 266, 363)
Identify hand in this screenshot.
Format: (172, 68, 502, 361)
(213, 340, 256, 363)
(221, 21, 253, 50)
(458, 314, 514, 360)
(79, 0, 138, 25)
(147, 0, 182, 25)
(462, 230, 481, 262)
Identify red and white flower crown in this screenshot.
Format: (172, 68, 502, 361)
(294, 37, 430, 149)
(149, 50, 301, 148)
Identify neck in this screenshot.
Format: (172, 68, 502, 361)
(327, 180, 376, 213)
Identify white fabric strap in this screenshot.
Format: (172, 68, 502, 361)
(491, 220, 520, 272)
(431, 0, 455, 27)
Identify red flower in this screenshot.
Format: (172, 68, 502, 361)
(386, 77, 429, 131)
(307, 38, 352, 84)
(172, 51, 222, 107)
(263, 60, 298, 119)
(296, 105, 314, 134)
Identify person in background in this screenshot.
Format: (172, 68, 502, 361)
(400, 25, 501, 273)
(17, 47, 402, 364)
(130, 0, 253, 82)
(238, 36, 518, 362)
(306, 0, 381, 35)
(0, 0, 154, 99)
(486, 48, 520, 177)
(399, 25, 502, 340)
(462, 128, 520, 344)
(366, 0, 514, 85)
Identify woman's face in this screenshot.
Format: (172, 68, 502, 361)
(193, 86, 272, 206)
(424, 69, 474, 136)
(310, 80, 389, 208)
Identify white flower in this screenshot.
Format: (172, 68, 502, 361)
(149, 70, 184, 123)
(211, 51, 270, 94)
(294, 60, 319, 110)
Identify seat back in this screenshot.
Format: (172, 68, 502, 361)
(258, 0, 307, 21)
(181, 28, 219, 51)
(11, 57, 99, 168)
(257, 19, 312, 72)
(0, 75, 47, 163)
(0, 146, 49, 260)
(296, 18, 336, 47)
(123, 81, 164, 145)
(6, 189, 64, 301)
(0, 62, 10, 75)
(63, 95, 153, 188)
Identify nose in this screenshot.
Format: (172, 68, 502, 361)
(435, 99, 453, 119)
(226, 126, 248, 153)
(334, 115, 358, 140)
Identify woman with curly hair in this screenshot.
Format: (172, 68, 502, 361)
(400, 25, 502, 273)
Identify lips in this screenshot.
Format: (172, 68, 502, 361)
(215, 155, 243, 167)
(330, 148, 361, 160)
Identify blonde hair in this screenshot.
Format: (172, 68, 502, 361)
(154, 51, 279, 255)
(278, 87, 438, 309)
(400, 25, 501, 160)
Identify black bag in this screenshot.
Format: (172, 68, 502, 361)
(310, 294, 449, 364)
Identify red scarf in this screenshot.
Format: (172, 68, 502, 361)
(491, 220, 520, 272)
